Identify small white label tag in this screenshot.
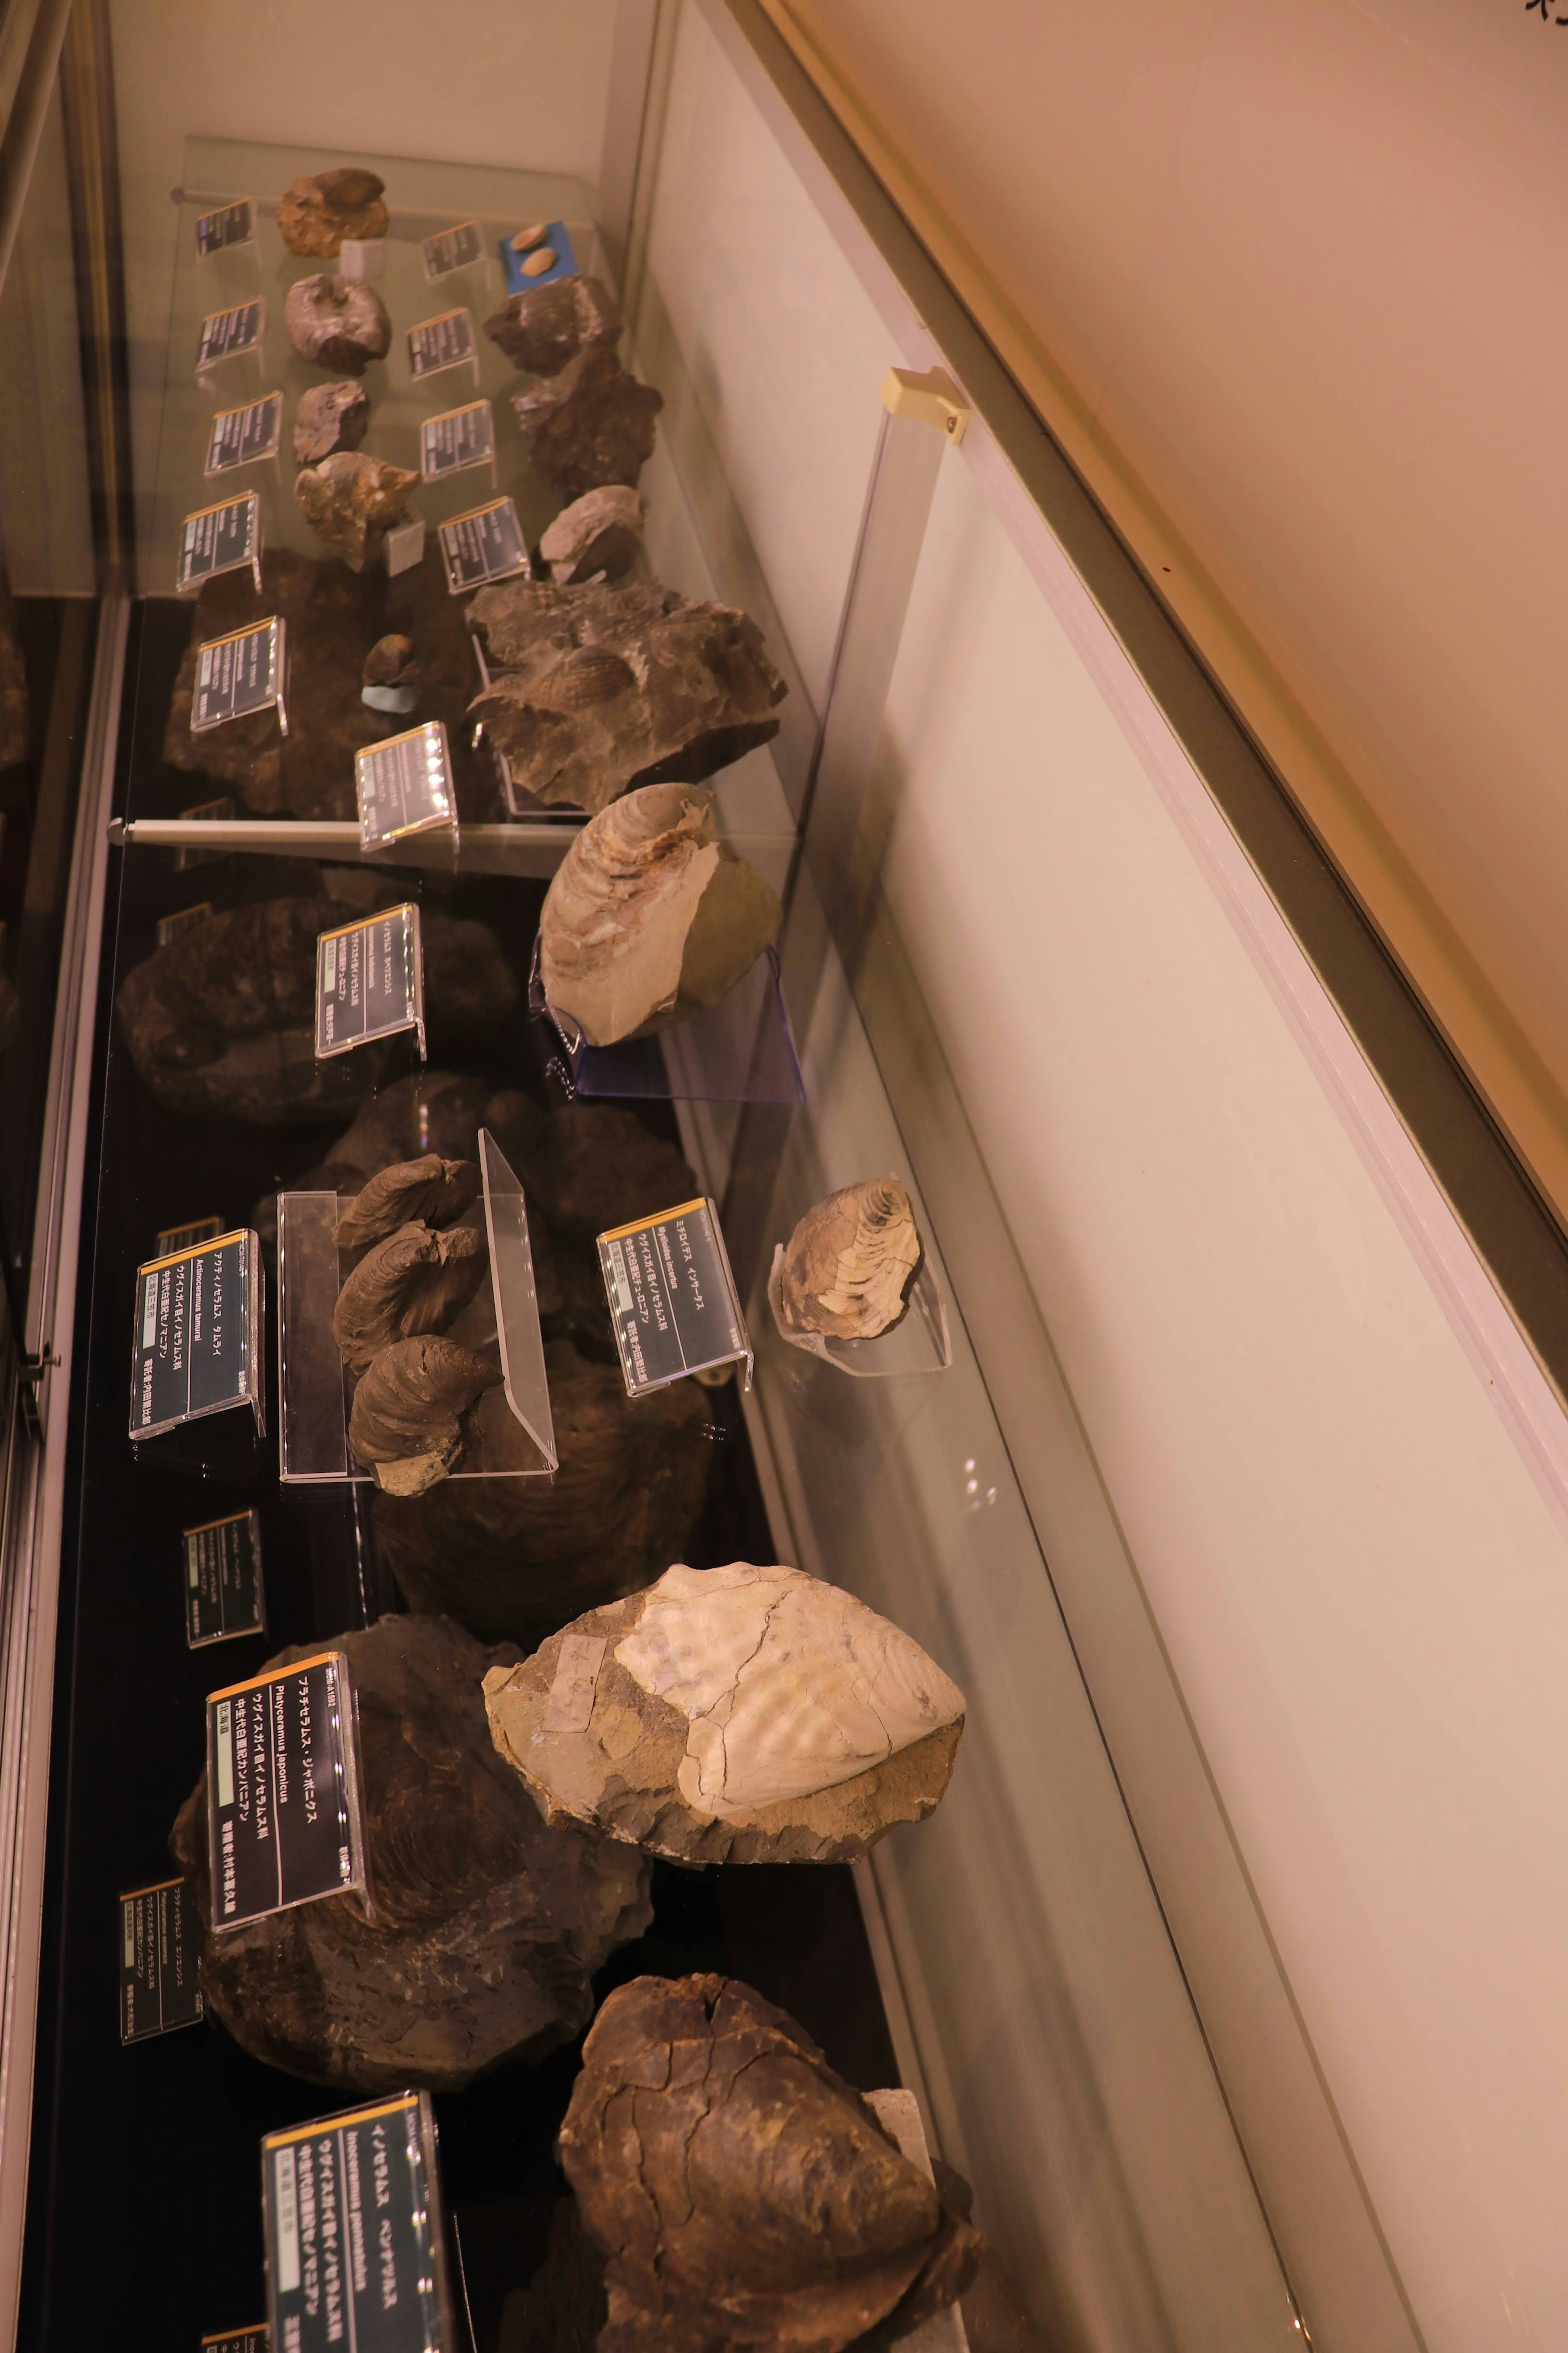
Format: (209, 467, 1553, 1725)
(543, 1633, 607, 1733)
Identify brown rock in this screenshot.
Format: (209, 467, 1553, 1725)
(511, 348, 663, 498)
(332, 1221, 488, 1374)
(363, 631, 415, 687)
(293, 379, 370, 464)
(483, 274, 622, 375)
(775, 1178, 923, 1342)
(296, 450, 418, 572)
(484, 1563, 966, 1867)
(503, 1100, 697, 1243)
(372, 1337, 712, 1646)
(277, 167, 388, 259)
(285, 274, 392, 375)
(540, 785, 780, 1046)
(168, 1614, 652, 2096)
(540, 484, 644, 585)
(467, 577, 784, 815)
(559, 1974, 983, 2353)
(349, 1333, 502, 1493)
(0, 568, 28, 771)
(334, 1152, 481, 1252)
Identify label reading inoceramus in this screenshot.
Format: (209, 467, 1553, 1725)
(206, 391, 283, 475)
(130, 1229, 260, 1440)
(598, 1198, 751, 1396)
(437, 497, 526, 594)
(207, 1652, 365, 1932)
(315, 904, 424, 1059)
(196, 198, 254, 257)
(263, 2093, 452, 2353)
(196, 299, 265, 368)
(407, 306, 474, 380)
(184, 1508, 267, 1648)
(177, 493, 260, 593)
(422, 219, 482, 279)
(192, 617, 285, 732)
(419, 398, 494, 481)
(119, 1877, 204, 2043)
(355, 723, 453, 852)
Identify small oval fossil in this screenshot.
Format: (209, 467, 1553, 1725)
(774, 1176, 922, 1341)
(522, 247, 557, 277)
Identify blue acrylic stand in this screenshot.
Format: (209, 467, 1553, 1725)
(530, 940, 805, 1105)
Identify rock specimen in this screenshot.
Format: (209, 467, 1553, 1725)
(363, 632, 414, 685)
(285, 274, 392, 374)
(169, 1614, 651, 2095)
(0, 569, 28, 771)
(511, 348, 664, 498)
(560, 1974, 983, 2352)
(374, 1338, 711, 1646)
(484, 274, 622, 375)
(332, 1221, 488, 1373)
(468, 577, 785, 816)
(295, 450, 418, 572)
(540, 785, 780, 1047)
(336, 1151, 481, 1253)
(278, 167, 388, 258)
(292, 379, 370, 464)
(349, 1334, 501, 1494)
(775, 1178, 923, 1342)
(485, 1562, 966, 1865)
(505, 1100, 697, 1243)
(540, 484, 644, 584)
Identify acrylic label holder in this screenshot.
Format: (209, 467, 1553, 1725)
(277, 1129, 557, 1485)
(118, 1877, 204, 2043)
(599, 1198, 753, 1395)
(263, 2092, 453, 2353)
(206, 1650, 367, 1932)
(355, 720, 455, 853)
(191, 616, 286, 734)
(314, 903, 425, 1060)
(529, 939, 805, 1106)
(129, 1228, 262, 1441)
(177, 491, 263, 596)
(205, 390, 282, 475)
(766, 1247, 952, 1380)
(196, 198, 255, 259)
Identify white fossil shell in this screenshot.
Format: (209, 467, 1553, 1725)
(613, 1563, 964, 1821)
(774, 1177, 922, 1341)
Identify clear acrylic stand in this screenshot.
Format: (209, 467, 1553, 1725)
(766, 1247, 951, 1379)
(529, 939, 805, 1105)
(277, 1129, 556, 1483)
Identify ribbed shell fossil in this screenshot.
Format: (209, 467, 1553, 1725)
(284, 274, 392, 375)
(277, 167, 388, 259)
(348, 1334, 501, 1494)
(774, 1177, 923, 1342)
(334, 1153, 481, 1252)
(539, 784, 780, 1047)
(559, 1973, 983, 2353)
(293, 379, 370, 465)
(483, 275, 623, 375)
(539, 485, 644, 584)
(484, 1562, 966, 1865)
(295, 451, 418, 572)
(332, 1221, 488, 1375)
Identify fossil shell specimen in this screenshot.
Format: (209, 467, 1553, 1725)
(285, 274, 392, 375)
(560, 1973, 983, 2353)
(539, 784, 780, 1047)
(363, 632, 415, 687)
(775, 1178, 923, 1343)
(332, 1220, 488, 1374)
(348, 1333, 501, 1494)
(467, 577, 785, 815)
(539, 484, 644, 585)
(511, 348, 664, 499)
(522, 246, 556, 276)
(292, 379, 370, 465)
(277, 167, 388, 258)
(168, 1614, 651, 2096)
(484, 1561, 966, 1864)
(295, 450, 418, 572)
(483, 274, 622, 375)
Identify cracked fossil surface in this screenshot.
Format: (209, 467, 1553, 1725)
(484, 1562, 965, 1865)
(774, 1178, 923, 1343)
(285, 274, 392, 375)
(511, 348, 664, 499)
(332, 1220, 488, 1374)
(467, 578, 785, 816)
(169, 1614, 652, 2096)
(293, 379, 370, 465)
(483, 274, 622, 375)
(560, 1973, 983, 2353)
(348, 1333, 502, 1494)
(539, 484, 645, 585)
(277, 166, 388, 258)
(539, 785, 781, 1048)
(296, 450, 418, 572)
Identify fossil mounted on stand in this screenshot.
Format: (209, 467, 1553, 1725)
(295, 450, 418, 571)
(773, 1178, 924, 1343)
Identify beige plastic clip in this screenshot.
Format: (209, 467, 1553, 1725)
(881, 366, 969, 445)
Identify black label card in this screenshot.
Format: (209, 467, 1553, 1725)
(176, 793, 236, 871)
(355, 723, 454, 851)
(178, 493, 259, 593)
(422, 219, 481, 279)
(598, 1198, 751, 1395)
(192, 618, 283, 732)
(206, 391, 283, 475)
(131, 1229, 259, 1439)
(264, 2093, 451, 2353)
(185, 1508, 266, 1648)
(419, 399, 494, 482)
(437, 497, 526, 594)
(119, 1877, 204, 2043)
(155, 1213, 223, 1256)
(208, 1653, 365, 1931)
(407, 308, 474, 379)
(156, 903, 214, 951)
(197, 300, 265, 368)
(315, 905, 424, 1058)
(196, 198, 254, 257)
